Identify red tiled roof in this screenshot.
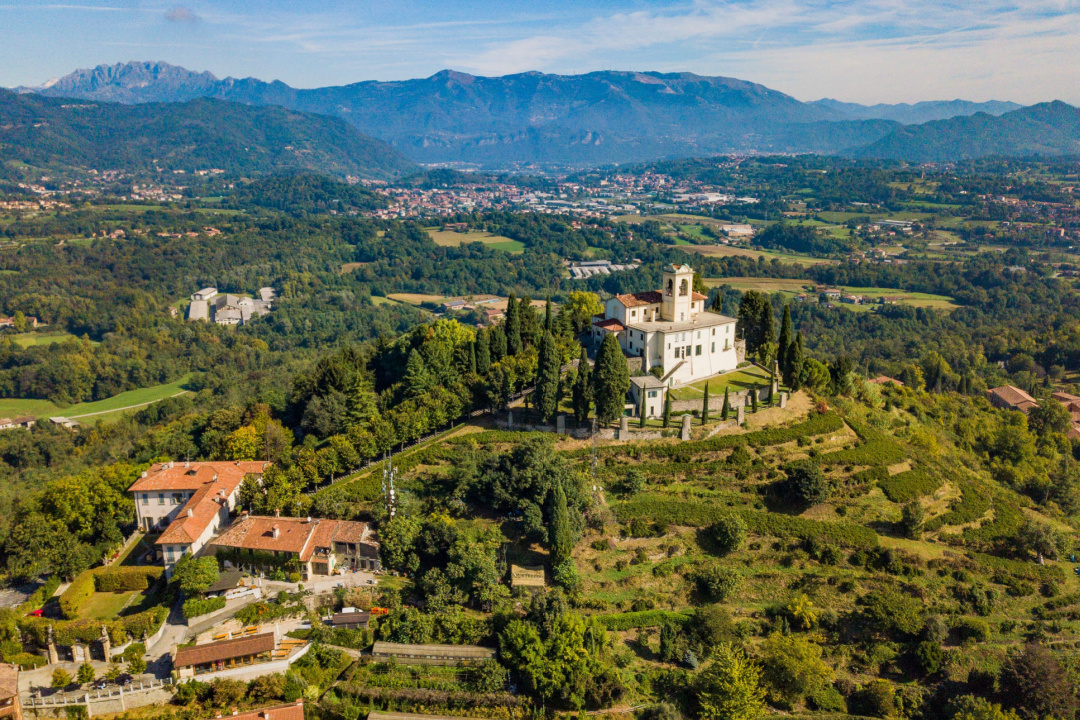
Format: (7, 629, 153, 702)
(692, 291, 709, 301)
(128, 461, 268, 492)
(987, 385, 1037, 409)
(594, 318, 625, 332)
(615, 291, 662, 308)
(210, 516, 375, 561)
(173, 632, 275, 668)
(212, 702, 305, 720)
(158, 483, 226, 545)
(0, 664, 17, 701)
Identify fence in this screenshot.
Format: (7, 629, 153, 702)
(26, 678, 173, 713)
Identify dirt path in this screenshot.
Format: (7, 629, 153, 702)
(67, 391, 190, 419)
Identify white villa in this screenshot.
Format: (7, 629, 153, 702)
(591, 264, 739, 387)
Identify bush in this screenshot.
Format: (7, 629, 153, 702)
(860, 588, 924, 639)
(288, 573, 302, 584)
(785, 461, 833, 505)
(914, 641, 943, 676)
(807, 684, 847, 713)
(953, 617, 991, 643)
(182, 596, 227, 619)
(851, 680, 896, 718)
(709, 513, 747, 555)
(693, 565, 741, 601)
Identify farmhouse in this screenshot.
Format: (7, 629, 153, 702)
(210, 702, 305, 720)
(127, 460, 270, 573)
(329, 610, 371, 630)
(986, 385, 1038, 413)
(173, 632, 275, 677)
(0, 417, 34, 432)
(210, 514, 380, 579)
(591, 264, 738, 386)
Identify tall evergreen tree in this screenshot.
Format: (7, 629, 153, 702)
(544, 297, 553, 334)
(491, 325, 508, 362)
(347, 375, 379, 427)
(721, 387, 730, 420)
(535, 331, 561, 421)
(663, 389, 672, 428)
(593, 333, 631, 425)
(737, 291, 775, 356)
(468, 341, 478, 375)
(702, 382, 711, 424)
(639, 396, 647, 427)
(403, 349, 432, 398)
(518, 296, 537, 348)
(476, 328, 491, 374)
(571, 345, 592, 423)
(550, 479, 573, 566)
(786, 331, 804, 390)
(751, 387, 759, 413)
(777, 304, 793, 375)
(505, 293, 522, 356)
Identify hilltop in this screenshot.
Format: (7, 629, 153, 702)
(0, 88, 416, 180)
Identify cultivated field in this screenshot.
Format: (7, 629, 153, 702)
(0, 373, 194, 422)
(680, 244, 837, 265)
(425, 228, 525, 253)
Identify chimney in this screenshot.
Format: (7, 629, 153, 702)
(184, 460, 190, 468)
(306, 517, 312, 523)
(272, 525, 280, 539)
(274, 509, 280, 518)
(187, 509, 194, 518)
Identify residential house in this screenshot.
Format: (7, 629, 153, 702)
(0, 417, 35, 432)
(127, 460, 270, 573)
(210, 515, 380, 579)
(0, 664, 21, 720)
(1052, 391, 1080, 438)
(204, 702, 304, 720)
(173, 632, 275, 678)
(629, 375, 667, 418)
(986, 386, 1039, 413)
(591, 264, 738, 386)
(0, 316, 37, 331)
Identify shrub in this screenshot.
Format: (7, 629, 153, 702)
(785, 462, 833, 505)
(851, 680, 896, 718)
(182, 596, 227, 619)
(807, 685, 847, 712)
(693, 565, 741, 602)
(709, 513, 747, 555)
(288, 572, 302, 584)
(860, 588, 924, 639)
(758, 632, 834, 709)
(953, 617, 991, 644)
(914, 641, 943, 676)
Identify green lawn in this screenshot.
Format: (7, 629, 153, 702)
(79, 590, 144, 620)
(484, 240, 526, 254)
(0, 373, 195, 422)
(668, 365, 774, 401)
(9, 331, 97, 348)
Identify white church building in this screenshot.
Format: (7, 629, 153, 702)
(591, 264, 739, 387)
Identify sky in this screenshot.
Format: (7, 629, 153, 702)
(1, 0, 1078, 104)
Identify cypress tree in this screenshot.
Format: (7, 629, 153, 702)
(663, 390, 672, 428)
(766, 377, 774, 406)
(571, 345, 592, 423)
(505, 292, 522, 355)
(491, 325, 508, 362)
(639, 396, 647, 427)
(469, 341, 478, 375)
(518, 296, 536, 348)
(786, 331, 804, 390)
(721, 386, 730, 420)
(593, 333, 631, 425)
(751, 386, 759, 412)
(777, 304, 793, 376)
(702, 382, 711, 424)
(535, 331, 561, 421)
(550, 479, 573, 567)
(544, 296, 553, 334)
(476, 328, 491, 374)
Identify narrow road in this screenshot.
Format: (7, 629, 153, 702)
(68, 391, 191, 419)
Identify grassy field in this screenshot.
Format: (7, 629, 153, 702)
(79, 590, 145, 620)
(680, 244, 837, 266)
(702, 277, 810, 293)
(425, 229, 525, 253)
(668, 365, 774, 401)
(0, 373, 195, 422)
(702, 277, 957, 311)
(387, 293, 449, 306)
(9, 331, 97, 348)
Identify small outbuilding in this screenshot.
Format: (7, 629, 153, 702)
(371, 641, 495, 666)
(173, 632, 275, 678)
(330, 610, 370, 630)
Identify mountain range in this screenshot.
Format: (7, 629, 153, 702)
(0, 88, 415, 179)
(10, 61, 1080, 167)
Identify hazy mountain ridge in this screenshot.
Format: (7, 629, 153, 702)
(0, 88, 416, 179)
(13, 61, 1080, 166)
(809, 97, 1023, 124)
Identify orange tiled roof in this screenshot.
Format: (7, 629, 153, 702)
(692, 291, 709, 301)
(615, 291, 662, 308)
(174, 632, 275, 668)
(128, 461, 268, 492)
(594, 318, 625, 332)
(987, 385, 1037, 409)
(210, 703, 305, 720)
(210, 515, 375, 561)
(158, 483, 226, 545)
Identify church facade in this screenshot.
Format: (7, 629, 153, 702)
(590, 264, 739, 386)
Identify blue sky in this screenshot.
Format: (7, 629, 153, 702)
(1, 0, 1078, 104)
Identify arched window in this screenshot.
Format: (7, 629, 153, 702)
(679, 278, 689, 296)
(666, 279, 674, 296)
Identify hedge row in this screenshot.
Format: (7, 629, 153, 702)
(879, 469, 941, 503)
(182, 596, 226, 619)
(590, 412, 846, 463)
(614, 497, 878, 549)
(58, 572, 97, 620)
(924, 481, 991, 532)
(595, 610, 692, 630)
(96, 566, 164, 593)
(446, 430, 553, 445)
(816, 436, 906, 468)
(19, 605, 168, 647)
